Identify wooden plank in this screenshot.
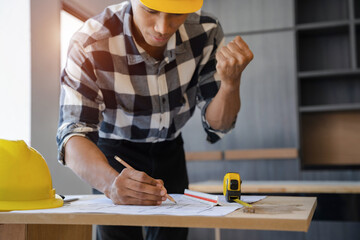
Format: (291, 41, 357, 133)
(0, 195, 316, 232)
(185, 148, 298, 161)
(185, 151, 222, 161)
(27, 224, 92, 240)
(0, 224, 26, 240)
(224, 148, 298, 160)
(189, 181, 360, 194)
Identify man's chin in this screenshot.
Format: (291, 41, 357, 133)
(146, 41, 167, 48)
(146, 36, 169, 47)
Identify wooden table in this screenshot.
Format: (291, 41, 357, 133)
(0, 195, 317, 240)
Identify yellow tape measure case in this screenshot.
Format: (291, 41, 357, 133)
(223, 172, 242, 202)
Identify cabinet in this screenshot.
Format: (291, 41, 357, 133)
(296, 0, 360, 168)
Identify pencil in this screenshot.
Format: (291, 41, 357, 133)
(114, 155, 177, 204)
(234, 199, 255, 213)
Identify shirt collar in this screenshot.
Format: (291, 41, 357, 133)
(123, 3, 186, 65)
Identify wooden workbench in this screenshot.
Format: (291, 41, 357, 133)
(189, 181, 360, 194)
(189, 180, 360, 223)
(0, 195, 316, 240)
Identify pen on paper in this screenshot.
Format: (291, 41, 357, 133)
(114, 155, 177, 204)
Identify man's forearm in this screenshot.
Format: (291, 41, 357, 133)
(207, 34, 253, 131)
(205, 82, 240, 131)
(64, 136, 118, 197)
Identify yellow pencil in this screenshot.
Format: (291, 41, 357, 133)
(234, 198, 253, 208)
(114, 156, 177, 204)
(234, 199, 255, 213)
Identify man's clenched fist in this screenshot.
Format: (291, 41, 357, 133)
(216, 36, 253, 87)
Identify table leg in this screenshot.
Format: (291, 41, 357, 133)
(215, 228, 221, 240)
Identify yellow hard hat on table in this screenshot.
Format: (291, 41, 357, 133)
(140, 0, 203, 14)
(0, 139, 63, 211)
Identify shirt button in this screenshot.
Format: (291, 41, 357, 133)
(162, 98, 166, 104)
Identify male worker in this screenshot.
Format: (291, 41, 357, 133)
(57, 0, 253, 239)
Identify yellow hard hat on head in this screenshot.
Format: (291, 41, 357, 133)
(139, 0, 203, 14)
(0, 139, 63, 211)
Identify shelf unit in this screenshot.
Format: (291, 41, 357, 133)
(296, 0, 360, 168)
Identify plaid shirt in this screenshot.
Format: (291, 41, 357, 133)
(57, 1, 234, 164)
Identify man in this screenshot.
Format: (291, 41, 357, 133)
(57, 0, 253, 239)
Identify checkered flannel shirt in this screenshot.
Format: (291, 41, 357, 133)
(57, 1, 235, 164)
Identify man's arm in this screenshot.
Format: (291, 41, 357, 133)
(64, 136, 167, 205)
(205, 36, 253, 131)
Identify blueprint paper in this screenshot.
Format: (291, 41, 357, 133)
(12, 194, 266, 216)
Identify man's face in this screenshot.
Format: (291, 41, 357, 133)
(131, 0, 189, 48)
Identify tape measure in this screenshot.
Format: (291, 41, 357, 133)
(223, 172, 254, 210)
(223, 172, 241, 202)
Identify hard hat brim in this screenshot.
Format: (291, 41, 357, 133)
(0, 194, 63, 211)
(139, 0, 203, 14)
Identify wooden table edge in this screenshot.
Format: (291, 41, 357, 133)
(0, 196, 317, 232)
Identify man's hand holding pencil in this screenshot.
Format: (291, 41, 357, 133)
(109, 156, 176, 205)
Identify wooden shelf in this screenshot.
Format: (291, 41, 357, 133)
(300, 103, 360, 113)
(224, 148, 298, 160)
(298, 69, 360, 78)
(185, 151, 222, 161)
(185, 148, 298, 161)
(296, 20, 349, 31)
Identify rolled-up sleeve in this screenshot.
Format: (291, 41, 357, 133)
(56, 39, 105, 165)
(196, 19, 236, 143)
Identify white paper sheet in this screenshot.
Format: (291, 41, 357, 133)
(12, 194, 266, 217)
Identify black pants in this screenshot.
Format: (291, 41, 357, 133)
(93, 134, 189, 240)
